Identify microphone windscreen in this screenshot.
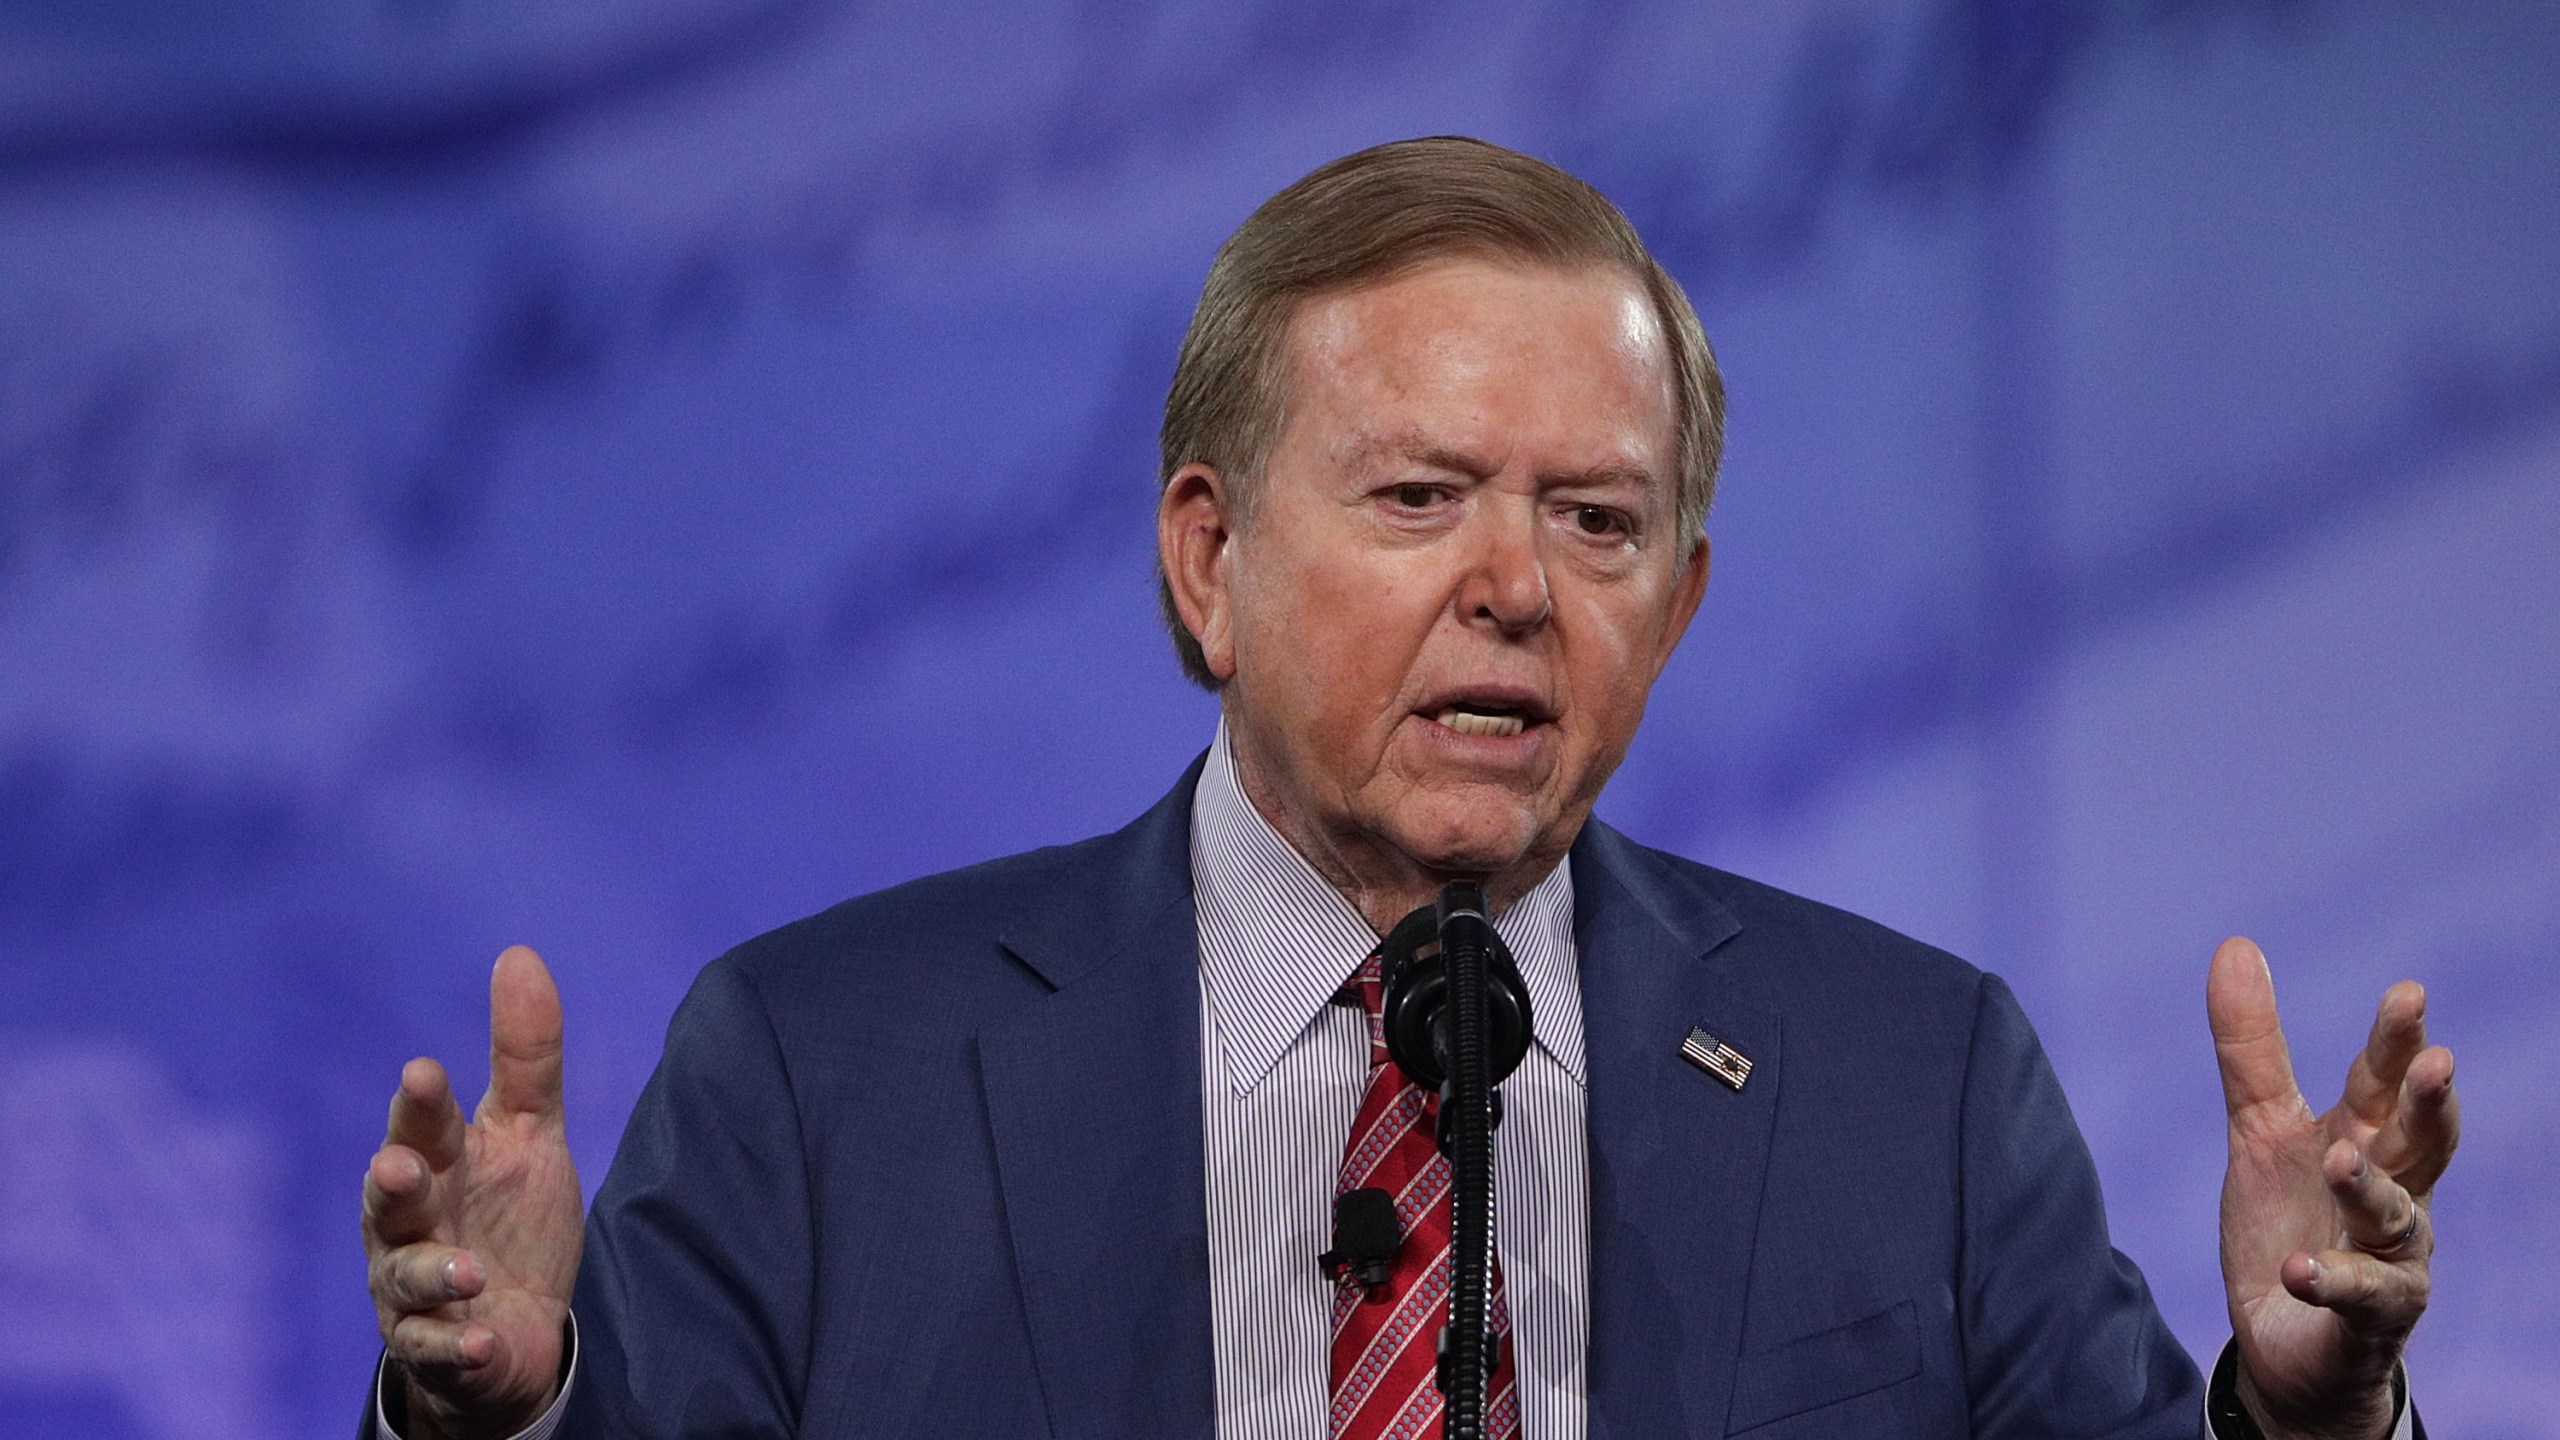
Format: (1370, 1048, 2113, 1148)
(1334, 1186, 1402, 1259)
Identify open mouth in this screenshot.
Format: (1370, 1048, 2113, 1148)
(1430, 705, 1529, 739)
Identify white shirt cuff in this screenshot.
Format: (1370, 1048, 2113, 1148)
(372, 1311, 577, 1440)
(2203, 1339, 2413, 1440)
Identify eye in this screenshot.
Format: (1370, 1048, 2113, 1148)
(1393, 483, 1443, 510)
(1571, 505, 1629, 536)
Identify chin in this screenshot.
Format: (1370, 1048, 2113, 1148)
(1383, 801, 1544, 878)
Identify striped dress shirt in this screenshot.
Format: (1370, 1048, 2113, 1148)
(1192, 725, 1591, 1440)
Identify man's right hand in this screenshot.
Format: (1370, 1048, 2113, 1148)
(362, 945, 585, 1440)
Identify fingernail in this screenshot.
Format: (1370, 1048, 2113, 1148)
(2352, 1150, 2369, 1180)
(441, 1256, 459, 1292)
(2304, 1257, 2325, 1287)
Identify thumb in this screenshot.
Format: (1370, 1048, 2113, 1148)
(483, 944, 566, 1121)
(2207, 935, 2302, 1118)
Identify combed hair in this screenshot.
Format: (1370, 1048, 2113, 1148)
(1156, 135, 1725, 687)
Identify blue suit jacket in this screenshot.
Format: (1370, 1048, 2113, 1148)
(552, 759, 2210, 1437)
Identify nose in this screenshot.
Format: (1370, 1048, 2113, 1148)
(1461, 496, 1552, 636)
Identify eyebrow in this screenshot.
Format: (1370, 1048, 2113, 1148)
(1342, 428, 1659, 492)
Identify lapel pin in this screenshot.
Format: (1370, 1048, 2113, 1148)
(1679, 1026, 1753, 1090)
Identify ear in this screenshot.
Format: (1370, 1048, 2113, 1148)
(1158, 462, 1241, 682)
(1649, 531, 1711, 675)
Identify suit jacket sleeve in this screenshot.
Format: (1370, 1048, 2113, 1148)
(1958, 973, 2204, 1438)
(561, 954, 815, 1440)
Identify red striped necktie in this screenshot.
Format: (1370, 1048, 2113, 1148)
(1328, 951, 1520, 1440)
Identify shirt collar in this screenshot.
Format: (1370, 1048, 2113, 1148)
(1190, 722, 1586, 1095)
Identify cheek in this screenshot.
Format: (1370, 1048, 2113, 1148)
(1232, 563, 1386, 728)
(1563, 592, 1674, 724)
(1262, 550, 1436, 679)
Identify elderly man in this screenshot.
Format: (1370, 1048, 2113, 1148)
(361, 138, 2455, 1439)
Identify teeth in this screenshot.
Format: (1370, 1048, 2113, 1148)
(1435, 708, 1526, 738)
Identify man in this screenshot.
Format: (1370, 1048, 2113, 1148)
(361, 138, 2457, 1438)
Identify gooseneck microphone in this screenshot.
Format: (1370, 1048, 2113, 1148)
(1379, 882, 1534, 1440)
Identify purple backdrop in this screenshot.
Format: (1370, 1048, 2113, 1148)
(3, 2, 2554, 1436)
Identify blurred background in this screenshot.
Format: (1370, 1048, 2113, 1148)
(3, 1, 2554, 1435)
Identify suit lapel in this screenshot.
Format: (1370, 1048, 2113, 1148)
(975, 766, 1218, 1440)
(1574, 822, 1778, 1440)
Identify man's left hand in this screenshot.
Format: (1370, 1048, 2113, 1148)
(2209, 935, 2459, 1440)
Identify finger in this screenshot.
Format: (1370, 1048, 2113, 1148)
(2207, 937, 2304, 1116)
(484, 945, 565, 1121)
(363, 1144, 443, 1248)
(2373, 1045, 2461, 1197)
(370, 1243, 486, 1316)
(2324, 1140, 2429, 1262)
(387, 1312, 498, 1375)
(2281, 1247, 2430, 1336)
(387, 1057, 467, 1170)
(2337, 980, 2426, 1126)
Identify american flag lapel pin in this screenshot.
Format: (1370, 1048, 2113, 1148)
(1679, 1026, 1753, 1090)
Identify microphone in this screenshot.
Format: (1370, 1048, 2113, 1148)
(1379, 882, 1533, 1440)
(1319, 1186, 1403, 1294)
(1377, 888, 1533, 1095)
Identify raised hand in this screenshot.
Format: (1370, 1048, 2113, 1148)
(362, 946, 586, 1440)
(2209, 936, 2459, 1440)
